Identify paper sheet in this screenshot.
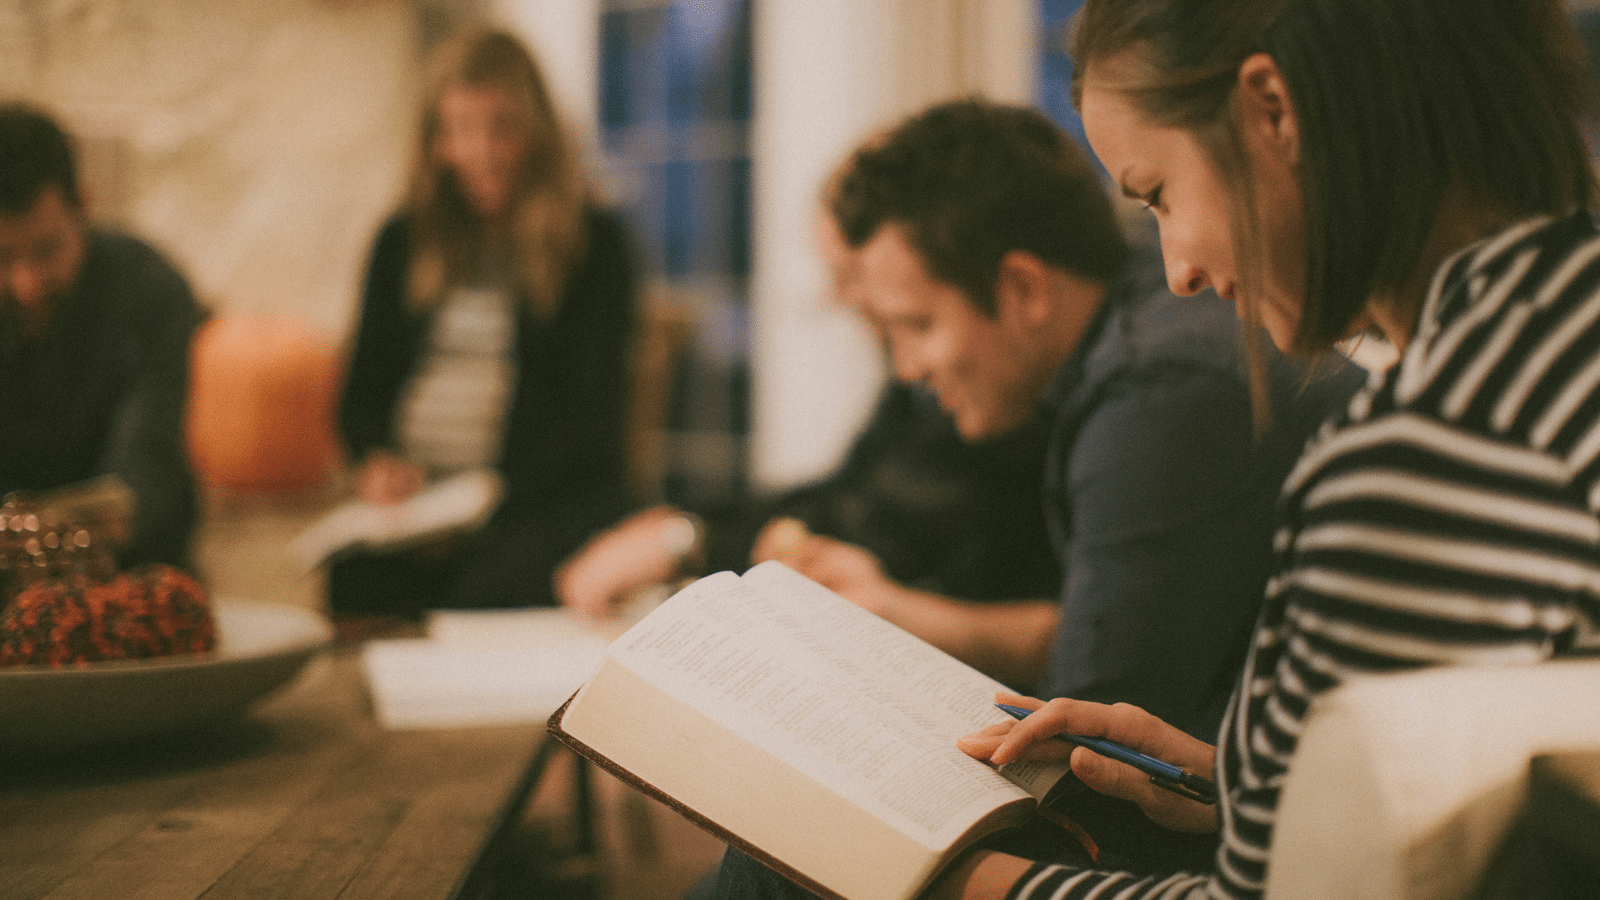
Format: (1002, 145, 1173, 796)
(360, 607, 612, 729)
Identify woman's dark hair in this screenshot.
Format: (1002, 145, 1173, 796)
(1071, 0, 1598, 351)
(830, 99, 1128, 316)
(0, 103, 80, 215)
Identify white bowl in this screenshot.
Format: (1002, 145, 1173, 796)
(0, 598, 332, 751)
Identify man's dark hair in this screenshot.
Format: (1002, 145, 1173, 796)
(831, 99, 1128, 316)
(0, 102, 81, 216)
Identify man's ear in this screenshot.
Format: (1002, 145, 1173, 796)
(995, 250, 1055, 326)
(1237, 52, 1299, 165)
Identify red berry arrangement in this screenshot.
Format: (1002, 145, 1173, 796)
(0, 564, 216, 668)
(0, 499, 215, 668)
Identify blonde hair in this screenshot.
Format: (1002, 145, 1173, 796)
(405, 27, 588, 319)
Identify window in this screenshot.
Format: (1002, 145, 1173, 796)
(599, 0, 753, 507)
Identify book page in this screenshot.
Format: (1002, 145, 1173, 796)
(737, 563, 1070, 798)
(604, 564, 1049, 847)
(362, 638, 603, 728)
(288, 469, 502, 570)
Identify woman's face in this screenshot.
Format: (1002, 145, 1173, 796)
(434, 83, 532, 220)
(1080, 58, 1308, 351)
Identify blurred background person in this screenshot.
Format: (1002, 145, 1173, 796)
(330, 27, 642, 618)
(795, 99, 1363, 728)
(0, 102, 203, 571)
(555, 207, 1061, 621)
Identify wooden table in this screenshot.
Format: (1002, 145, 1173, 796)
(0, 647, 550, 900)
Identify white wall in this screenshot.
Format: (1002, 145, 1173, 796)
(747, 0, 891, 495)
(490, 0, 601, 153)
(0, 0, 419, 339)
(748, 0, 1036, 492)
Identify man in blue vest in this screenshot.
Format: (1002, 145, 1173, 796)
(706, 100, 1363, 892)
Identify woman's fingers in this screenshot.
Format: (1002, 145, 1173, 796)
(964, 693, 1221, 834)
(957, 694, 1043, 761)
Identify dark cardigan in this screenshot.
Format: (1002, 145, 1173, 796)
(332, 204, 642, 610)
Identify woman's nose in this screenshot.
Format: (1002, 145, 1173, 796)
(1165, 257, 1208, 297)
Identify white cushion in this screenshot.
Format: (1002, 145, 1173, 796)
(1265, 658, 1600, 900)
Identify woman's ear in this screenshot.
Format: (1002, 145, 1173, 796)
(1237, 52, 1299, 165)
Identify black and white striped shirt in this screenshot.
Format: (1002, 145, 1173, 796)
(397, 283, 517, 476)
(1010, 212, 1600, 900)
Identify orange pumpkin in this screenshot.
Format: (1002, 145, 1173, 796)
(186, 315, 343, 494)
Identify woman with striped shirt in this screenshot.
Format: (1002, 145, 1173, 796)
(929, 0, 1600, 898)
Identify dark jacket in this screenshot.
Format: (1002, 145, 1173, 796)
(339, 205, 640, 530)
(0, 229, 203, 569)
(332, 205, 641, 610)
(1040, 250, 1365, 738)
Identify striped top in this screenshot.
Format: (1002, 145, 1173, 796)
(396, 283, 518, 476)
(1010, 212, 1600, 900)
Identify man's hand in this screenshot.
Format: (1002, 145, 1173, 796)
(556, 505, 686, 618)
(759, 530, 904, 619)
(757, 524, 1055, 687)
(959, 692, 1221, 834)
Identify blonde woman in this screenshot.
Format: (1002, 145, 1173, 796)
(333, 27, 641, 616)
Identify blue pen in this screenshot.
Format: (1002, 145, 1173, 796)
(995, 703, 1218, 805)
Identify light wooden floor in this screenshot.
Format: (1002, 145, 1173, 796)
(191, 490, 728, 900)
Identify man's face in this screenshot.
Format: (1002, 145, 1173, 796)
(0, 185, 86, 332)
(850, 223, 1043, 440)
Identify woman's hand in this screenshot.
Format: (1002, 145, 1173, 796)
(354, 451, 425, 505)
(960, 692, 1221, 834)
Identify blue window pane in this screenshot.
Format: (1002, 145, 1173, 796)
(601, 6, 671, 136)
(661, 159, 695, 277)
(663, 4, 698, 126)
(668, 158, 750, 278)
(1036, 0, 1102, 179)
(725, 3, 752, 124)
(600, 12, 632, 133)
(1039, 0, 1084, 22)
(665, 0, 750, 126)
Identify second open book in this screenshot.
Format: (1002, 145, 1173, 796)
(550, 561, 1080, 900)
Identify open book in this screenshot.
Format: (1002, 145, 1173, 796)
(550, 561, 1080, 900)
(288, 469, 502, 570)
